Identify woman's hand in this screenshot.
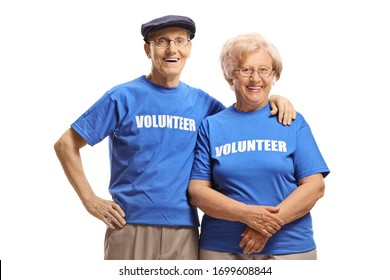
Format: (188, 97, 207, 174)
(240, 227, 269, 254)
(243, 205, 284, 237)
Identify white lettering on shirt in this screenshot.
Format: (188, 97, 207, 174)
(215, 139, 287, 157)
(135, 115, 196, 131)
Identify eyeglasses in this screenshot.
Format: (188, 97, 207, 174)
(149, 37, 191, 48)
(235, 66, 273, 78)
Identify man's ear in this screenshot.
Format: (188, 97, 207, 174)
(144, 43, 151, 58)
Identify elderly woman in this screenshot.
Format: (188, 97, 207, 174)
(188, 33, 330, 260)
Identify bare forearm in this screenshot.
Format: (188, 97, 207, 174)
(54, 128, 126, 229)
(276, 174, 325, 224)
(188, 180, 284, 236)
(54, 129, 95, 204)
(188, 180, 248, 223)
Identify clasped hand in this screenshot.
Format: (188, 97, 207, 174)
(239, 205, 284, 254)
(240, 227, 269, 254)
(244, 205, 284, 237)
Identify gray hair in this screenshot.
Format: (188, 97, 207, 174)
(220, 33, 283, 82)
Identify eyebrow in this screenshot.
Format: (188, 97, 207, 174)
(241, 65, 271, 68)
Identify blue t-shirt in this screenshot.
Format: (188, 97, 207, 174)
(190, 103, 330, 254)
(72, 76, 225, 226)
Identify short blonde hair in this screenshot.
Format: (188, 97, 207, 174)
(220, 33, 282, 82)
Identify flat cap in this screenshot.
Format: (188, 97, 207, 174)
(141, 15, 196, 42)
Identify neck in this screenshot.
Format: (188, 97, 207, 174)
(146, 73, 180, 88)
(234, 102, 267, 112)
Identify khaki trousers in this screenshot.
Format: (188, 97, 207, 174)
(200, 248, 317, 260)
(104, 224, 198, 260)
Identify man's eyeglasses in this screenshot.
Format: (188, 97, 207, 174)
(235, 67, 273, 78)
(149, 37, 191, 48)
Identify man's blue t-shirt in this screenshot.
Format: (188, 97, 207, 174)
(190, 103, 330, 254)
(72, 76, 225, 227)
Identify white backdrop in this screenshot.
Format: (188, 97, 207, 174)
(1, 0, 389, 279)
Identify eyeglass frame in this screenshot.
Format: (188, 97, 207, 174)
(149, 37, 191, 48)
(235, 66, 273, 78)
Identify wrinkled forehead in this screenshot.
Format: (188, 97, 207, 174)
(148, 27, 190, 40)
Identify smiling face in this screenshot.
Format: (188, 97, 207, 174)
(232, 49, 275, 112)
(144, 27, 192, 88)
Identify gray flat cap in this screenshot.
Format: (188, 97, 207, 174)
(141, 15, 196, 42)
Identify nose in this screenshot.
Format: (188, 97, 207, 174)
(249, 71, 262, 81)
(166, 41, 178, 54)
(167, 40, 178, 49)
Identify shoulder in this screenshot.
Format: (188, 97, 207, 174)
(102, 76, 151, 102)
(181, 82, 218, 100)
(293, 112, 309, 128)
(181, 82, 225, 112)
(108, 76, 146, 92)
(201, 106, 233, 125)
